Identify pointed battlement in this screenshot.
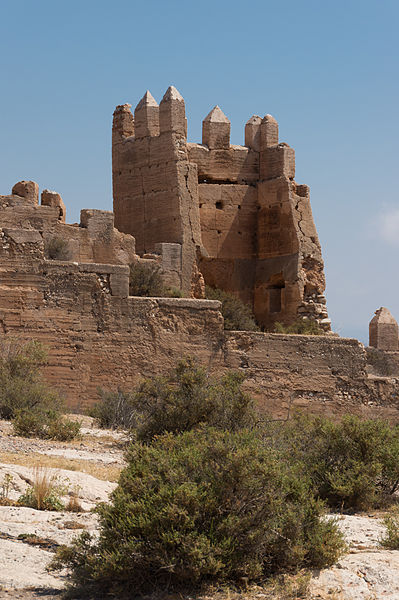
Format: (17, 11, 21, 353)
(260, 114, 279, 148)
(159, 86, 187, 137)
(369, 307, 399, 351)
(202, 106, 231, 149)
(245, 115, 262, 151)
(134, 91, 159, 139)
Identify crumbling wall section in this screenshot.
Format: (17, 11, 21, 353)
(0, 214, 397, 417)
(0, 189, 137, 266)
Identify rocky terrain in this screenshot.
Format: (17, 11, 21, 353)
(0, 417, 398, 600)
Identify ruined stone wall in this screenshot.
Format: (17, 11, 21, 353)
(0, 192, 137, 266)
(0, 205, 398, 418)
(1, 255, 398, 419)
(112, 90, 330, 330)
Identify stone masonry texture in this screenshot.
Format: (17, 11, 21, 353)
(1, 91, 399, 418)
(112, 88, 330, 330)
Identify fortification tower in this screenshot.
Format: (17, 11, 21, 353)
(112, 88, 330, 330)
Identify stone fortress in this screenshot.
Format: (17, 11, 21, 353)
(1, 86, 399, 418)
(112, 87, 330, 331)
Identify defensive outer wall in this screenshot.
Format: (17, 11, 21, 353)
(1, 89, 399, 419)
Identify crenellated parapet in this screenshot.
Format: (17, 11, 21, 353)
(112, 86, 202, 297)
(112, 87, 330, 329)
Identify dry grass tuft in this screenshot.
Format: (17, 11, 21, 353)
(32, 466, 53, 510)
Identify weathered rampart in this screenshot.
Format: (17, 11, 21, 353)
(0, 186, 398, 419)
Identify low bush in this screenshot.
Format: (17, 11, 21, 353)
(89, 389, 136, 430)
(92, 358, 255, 440)
(205, 286, 259, 331)
(269, 414, 399, 511)
(129, 262, 164, 296)
(0, 339, 80, 441)
(0, 339, 60, 420)
(12, 409, 80, 441)
(51, 428, 344, 597)
(380, 508, 399, 549)
(274, 319, 323, 335)
(45, 236, 70, 260)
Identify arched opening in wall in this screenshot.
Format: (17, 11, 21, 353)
(267, 273, 285, 314)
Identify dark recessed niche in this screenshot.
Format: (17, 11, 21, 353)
(238, 205, 241, 210)
(238, 231, 242, 235)
(215, 201, 223, 210)
(199, 203, 203, 209)
(217, 230, 222, 234)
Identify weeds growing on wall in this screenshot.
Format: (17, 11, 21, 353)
(45, 236, 70, 260)
(366, 347, 393, 376)
(205, 286, 259, 331)
(129, 262, 164, 296)
(92, 358, 255, 439)
(129, 262, 185, 298)
(0, 339, 80, 440)
(274, 319, 323, 335)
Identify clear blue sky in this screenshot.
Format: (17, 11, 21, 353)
(1, 0, 398, 343)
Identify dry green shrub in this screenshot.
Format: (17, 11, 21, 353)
(129, 262, 164, 296)
(13, 409, 80, 441)
(205, 286, 259, 331)
(50, 428, 344, 597)
(92, 358, 255, 440)
(268, 414, 399, 511)
(90, 389, 136, 430)
(274, 319, 323, 335)
(46, 236, 70, 260)
(0, 339, 80, 441)
(0, 339, 59, 420)
(380, 507, 399, 549)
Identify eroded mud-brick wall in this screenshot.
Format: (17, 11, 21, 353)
(0, 189, 398, 416)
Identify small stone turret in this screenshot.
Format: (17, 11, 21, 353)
(134, 91, 159, 138)
(369, 307, 399, 351)
(112, 103, 134, 140)
(202, 106, 230, 149)
(159, 86, 187, 137)
(245, 115, 262, 151)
